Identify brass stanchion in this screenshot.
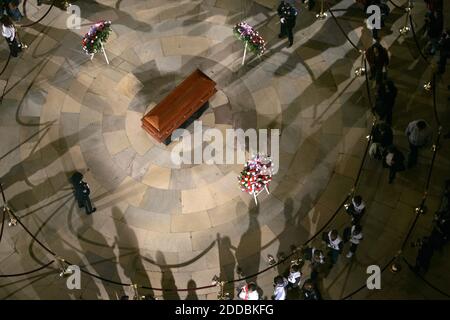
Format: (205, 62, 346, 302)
(212, 276, 230, 300)
(316, 0, 327, 20)
(399, 1, 413, 35)
(390, 251, 403, 273)
(132, 284, 145, 300)
(355, 50, 366, 77)
(0, 183, 17, 227)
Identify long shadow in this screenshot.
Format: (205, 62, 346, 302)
(185, 279, 199, 300)
(1, 129, 93, 214)
(217, 233, 237, 299)
(156, 250, 180, 300)
(74, 213, 125, 299)
(111, 206, 154, 297)
(235, 205, 261, 284)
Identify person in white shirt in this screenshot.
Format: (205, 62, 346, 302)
(1, 15, 22, 57)
(237, 282, 259, 300)
(345, 195, 366, 225)
(272, 276, 288, 300)
(343, 225, 364, 258)
(405, 119, 433, 168)
(287, 264, 302, 289)
(323, 229, 343, 265)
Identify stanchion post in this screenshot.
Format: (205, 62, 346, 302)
(399, 0, 413, 35)
(355, 50, 366, 77)
(316, 0, 328, 20)
(0, 183, 17, 227)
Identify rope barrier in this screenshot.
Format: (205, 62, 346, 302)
(408, 14, 429, 64)
(0, 207, 5, 244)
(0, 1, 57, 79)
(0, 260, 54, 278)
(341, 256, 395, 299)
(387, 0, 405, 10)
(402, 257, 450, 298)
(1, 0, 448, 299)
(328, 8, 361, 52)
(8, 210, 56, 256)
(0, 53, 11, 78)
(20, 0, 57, 28)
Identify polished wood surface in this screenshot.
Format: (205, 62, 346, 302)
(141, 69, 217, 143)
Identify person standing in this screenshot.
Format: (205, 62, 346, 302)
(287, 264, 302, 289)
(79, 180, 96, 214)
(1, 0, 23, 22)
(405, 119, 433, 168)
(302, 246, 325, 281)
(1, 15, 22, 57)
(383, 80, 397, 126)
(438, 29, 450, 75)
(301, 279, 322, 300)
(345, 195, 366, 225)
(238, 282, 259, 300)
(272, 276, 288, 300)
(277, 1, 298, 48)
(343, 225, 364, 258)
(382, 145, 406, 184)
(425, 11, 443, 55)
(322, 229, 343, 265)
(366, 40, 389, 84)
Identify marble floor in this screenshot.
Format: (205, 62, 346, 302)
(0, 0, 450, 299)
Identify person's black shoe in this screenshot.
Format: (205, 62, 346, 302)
(287, 43, 293, 48)
(92, 208, 97, 213)
(278, 34, 285, 39)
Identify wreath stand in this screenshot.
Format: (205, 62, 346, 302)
(251, 184, 270, 205)
(90, 41, 110, 65)
(241, 42, 248, 66)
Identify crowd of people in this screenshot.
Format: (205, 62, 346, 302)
(413, 180, 450, 274)
(1, 0, 449, 301)
(235, 0, 450, 300)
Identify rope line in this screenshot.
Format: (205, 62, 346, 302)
(0, 207, 5, 244)
(0, 260, 54, 278)
(409, 15, 429, 64)
(20, 0, 57, 28)
(0, 53, 11, 77)
(328, 8, 361, 52)
(1, 1, 448, 298)
(402, 257, 450, 298)
(387, 0, 405, 10)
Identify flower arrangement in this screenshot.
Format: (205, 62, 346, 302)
(238, 154, 273, 195)
(233, 22, 266, 56)
(82, 20, 112, 55)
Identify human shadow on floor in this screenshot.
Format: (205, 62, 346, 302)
(74, 213, 125, 299)
(185, 279, 199, 300)
(217, 233, 237, 299)
(235, 204, 261, 284)
(111, 206, 154, 298)
(156, 250, 180, 300)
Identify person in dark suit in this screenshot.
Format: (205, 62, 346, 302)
(70, 172, 96, 214)
(438, 29, 450, 75)
(277, 1, 298, 48)
(301, 279, 322, 300)
(366, 40, 389, 84)
(382, 145, 405, 184)
(383, 80, 397, 125)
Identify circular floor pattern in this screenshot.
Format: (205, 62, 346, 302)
(4, 0, 435, 300)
